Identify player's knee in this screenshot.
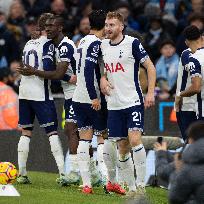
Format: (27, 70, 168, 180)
(118, 139, 130, 154)
(22, 128, 32, 137)
(45, 125, 58, 136)
(128, 131, 142, 147)
(79, 129, 93, 140)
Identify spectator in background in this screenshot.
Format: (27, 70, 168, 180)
(21, 16, 37, 47)
(0, 11, 20, 66)
(114, 1, 140, 32)
(156, 40, 179, 100)
(51, 0, 76, 38)
(191, 0, 204, 13)
(144, 15, 171, 63)
(169, 121, 204, 204)
(7, 1, 26, 43)
(0, 67, 18, 130)
(72, 16, 90, 46)
(21, 0, 51, 17)
(0, 0, 14, 16)
(9, 60, 21, 93)
(176, 12, 204, 56)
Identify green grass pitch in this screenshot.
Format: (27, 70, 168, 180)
(0, 171, 168, 204)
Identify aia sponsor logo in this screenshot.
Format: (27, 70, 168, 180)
(105, 62, 125, 73)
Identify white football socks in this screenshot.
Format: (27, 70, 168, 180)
(77, 140, 91, 187)
(49, 135, 65, 176)
(118, 153, 136, 191)
(97, 143, 108, 181)
(103, 139, 117, 184)
(132, 144, 146, 187)
(69, 154, 79, 173)
(18, 135, 30, 176)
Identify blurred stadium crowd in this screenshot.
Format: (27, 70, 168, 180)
(0, 0, 203, 97)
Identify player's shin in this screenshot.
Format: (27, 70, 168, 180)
(118, 153, 136, 191)
(103, 139, 117, 184)
(18, 135, 31, 176)
(97, 142, 108, 184)
(132, 143, 146, 187)
(49, 134, 65, 176)
(77, 140, 92, 187)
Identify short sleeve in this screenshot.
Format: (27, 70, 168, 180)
(132, 38, 149, 64)
(42, 41, 55, 71)
(58, 42, 74, 62)
(188, 57, 202, 78)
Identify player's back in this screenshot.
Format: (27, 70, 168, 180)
(55, 36, 76, 100)
(73, 34, 102, 104)
(19, 36, 55, 101)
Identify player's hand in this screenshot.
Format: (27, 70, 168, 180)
(100, 76, 113, 96)
(91, 98, 101, 111)
(16, 64, 36, 76)
(144, 92, 155, 109)
(69, 75, 77, 84)
(174, 96, 183, 112)
(154, 142, 167, 151)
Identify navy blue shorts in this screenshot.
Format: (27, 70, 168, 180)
(107, 105, 144, 139)
(19, 99, 58, 134)
(72, 102, 107, 135)
(64, 99, 77, 123)
(176, 111, 197, 141)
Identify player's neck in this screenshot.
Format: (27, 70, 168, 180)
(190, 40, 203, 53)
(110, 33, 124, 45)
(53, 33, 64, 46)
(89, 30, 102, 39)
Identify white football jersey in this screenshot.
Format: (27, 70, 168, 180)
(188, 48, 204, 117)
(55, 36, 76, 100)
(176, 49, 196, 112)
(101, 35, 149, 110)
(19, 36, 55, 101)
(72, 34, 103, 104)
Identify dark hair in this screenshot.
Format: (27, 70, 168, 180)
(38, 13, 54, 31)
(88, 10, 106, 30)
(183, 25, 201, 40)
(159, 39, 175, 50)
(0, 68, 11, 81)
(187, 121, 204, 142)
(188, 12, 204, 24)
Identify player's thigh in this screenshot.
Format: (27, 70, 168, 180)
(72, 102, 93, 140)
(93, 106, 107, 137)
(126, 105, 144, 146)
(64, 99, 77, 123)
(32, 100, 58, 134)
(19, 99, 35, 129)
(107, 109, 128, 140)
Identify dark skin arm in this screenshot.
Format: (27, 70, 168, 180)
(17, 61, 68, 80)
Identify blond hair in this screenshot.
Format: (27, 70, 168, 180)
(106, 11, 124, 24)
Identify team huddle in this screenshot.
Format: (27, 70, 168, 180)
(16, 10, 156, 197)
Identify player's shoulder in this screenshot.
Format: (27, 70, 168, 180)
(59, 36, 76, 48)
(101, 38, 110, 49)
(190, 48, 204, 61)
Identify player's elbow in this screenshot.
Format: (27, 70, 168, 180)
(193, 85, 201, 93)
